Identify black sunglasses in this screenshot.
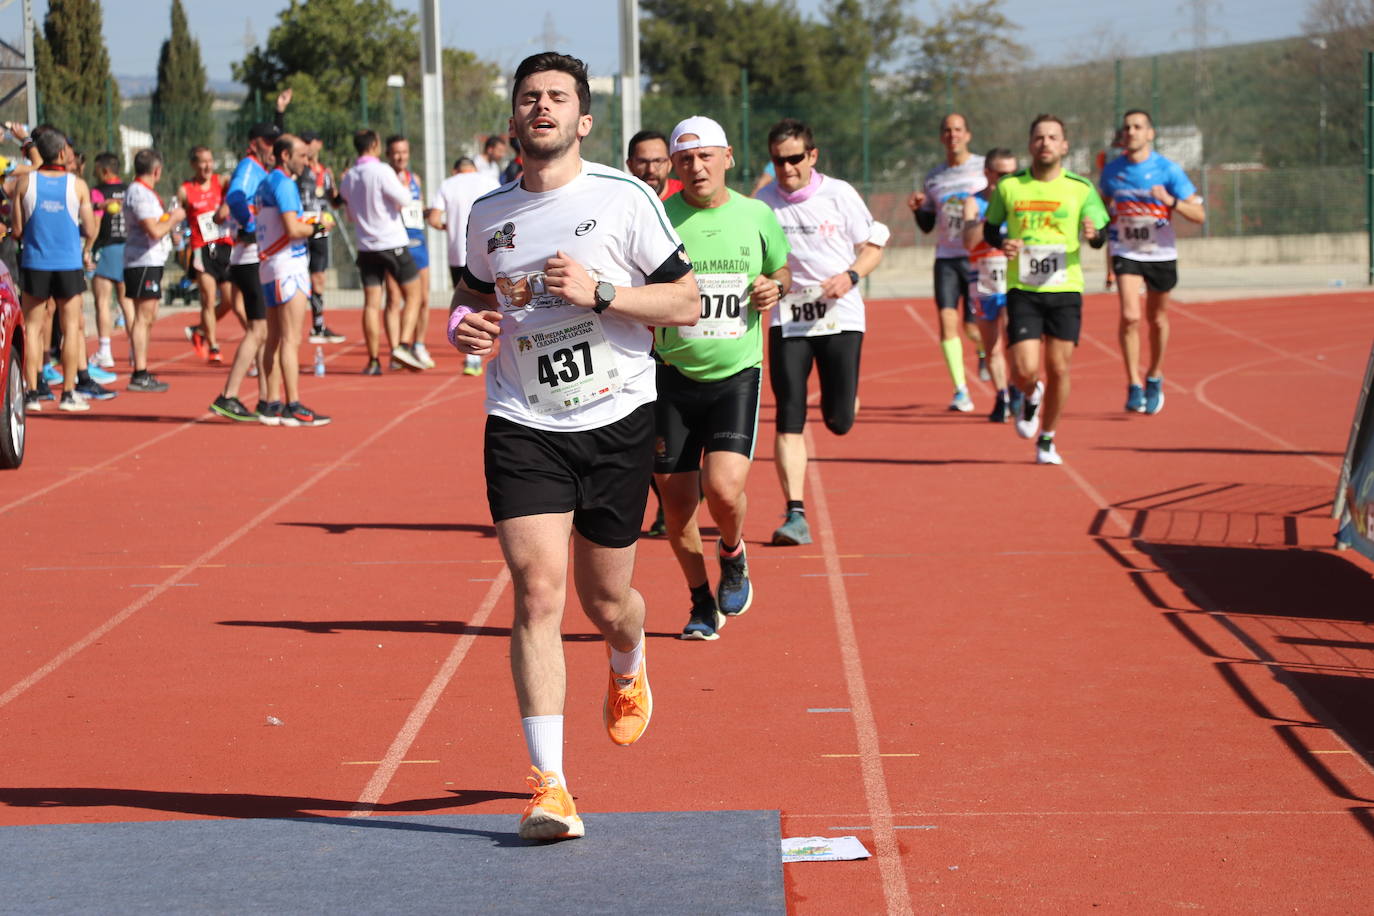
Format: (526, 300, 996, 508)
(770, 152, 809, 167)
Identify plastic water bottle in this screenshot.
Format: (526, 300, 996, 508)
(313, 346, 325, 377)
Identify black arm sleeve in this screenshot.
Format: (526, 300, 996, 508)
(983, 220, 1004, 250)
(914, 209, 935, 234)
(460, 265, 495, 295)
(646, 244, 693, 284)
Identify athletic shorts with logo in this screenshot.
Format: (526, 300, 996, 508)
(124, 266, 164, 301)
(653, 364, 762, 472)
(263, 269, 311, 308)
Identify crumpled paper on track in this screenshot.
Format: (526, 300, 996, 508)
(781, 835, 871, 862)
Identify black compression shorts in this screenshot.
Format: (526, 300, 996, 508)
(768, 326, 863, 436)
(653, 364, 761, 474)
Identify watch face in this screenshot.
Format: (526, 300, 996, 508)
(596, 281, 615, 302)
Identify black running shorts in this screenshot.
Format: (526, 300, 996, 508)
(191, 242, 232, 284)
(1006, 289, 1083, 345)
(20, 267, 85, 300)
(308, 236, 330, 274)
(124, 266, 165, 302)
(934, 256, 975, 322)
(768, 326, 863, 436)
(1112, 256, 1178, 293)
(356, 246, 418, 288)
(653, 364, 761, 474)
(229, 262, 266, 321)
(484, 402, 655, 549)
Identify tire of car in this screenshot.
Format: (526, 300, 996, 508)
(0, 338, 25, 469)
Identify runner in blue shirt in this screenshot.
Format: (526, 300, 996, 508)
(1100, 109, 1206, 415)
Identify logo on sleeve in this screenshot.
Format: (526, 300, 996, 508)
(487, 222, 516, 254)
(575, 219, 596, 236)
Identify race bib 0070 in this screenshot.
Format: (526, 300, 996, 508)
(681, 273, 749, 340)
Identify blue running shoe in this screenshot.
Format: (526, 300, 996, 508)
(1125, 384, 1145, 413)
(680, 598, 725, 640)
(86, 361, 117, 384)
(716, 541, 753, 617)
(42, 362, 62, 385)
(1144, 377, 1165, 415)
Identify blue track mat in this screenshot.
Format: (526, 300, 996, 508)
(1, 810, 784, 915)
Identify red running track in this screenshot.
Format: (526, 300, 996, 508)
(2, 291, 1373, 911)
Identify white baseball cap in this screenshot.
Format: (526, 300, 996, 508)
(670, 116, 730, 154)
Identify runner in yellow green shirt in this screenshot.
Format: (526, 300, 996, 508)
(983, 114, 1109, 465)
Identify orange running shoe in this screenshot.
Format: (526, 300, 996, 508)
(518, 767, 584, 841)
(603, 649, 652, 746)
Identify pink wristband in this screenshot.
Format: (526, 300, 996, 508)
(447, 306, 473, 349)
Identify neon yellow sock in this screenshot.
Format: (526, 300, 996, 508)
(941, 338, 966, 389)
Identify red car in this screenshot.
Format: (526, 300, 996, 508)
(0, 259, 25, 468)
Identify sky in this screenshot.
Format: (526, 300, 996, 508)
(22, 0, 1310, 87)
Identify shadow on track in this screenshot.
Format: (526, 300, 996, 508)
(217, 619, 681, 640)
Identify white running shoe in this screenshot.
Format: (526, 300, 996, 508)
(1014, 381, 1044, 439)
(949, 387, 974, 412)
(1035, 435, 1063, 465)
(413, 342, 436, 370)
(96, 350, 115, 370)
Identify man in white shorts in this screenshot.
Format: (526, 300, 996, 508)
(756, 118, 887, 546)
(448, 52, 698, 841)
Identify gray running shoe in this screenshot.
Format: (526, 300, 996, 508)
(772, 510, 812, 546)
(211, 394, 256, 422)
(127, 372, 169, 393)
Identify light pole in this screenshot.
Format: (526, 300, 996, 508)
(1312, 37, 1328, 168)
(387, 73, 405, 137)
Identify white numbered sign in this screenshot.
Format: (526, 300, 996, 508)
(1118, 216, 1158, 254)
(195, 210, 221, 241)
(401, 202, 425, 230)
(514, 313, 621, 416)
(681, 272, 749, 340)
(780, 285, 841, 338)
(1018, 243, 1067, 288)
(938, 196, 965, 247)
(974, 254, 1008, 298)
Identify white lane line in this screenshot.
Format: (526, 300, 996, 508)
(349, 567, 511, 817)
(0, 377, 475, 712)
(805, 426, 913, 916)
(1170, 301, 1362, 379)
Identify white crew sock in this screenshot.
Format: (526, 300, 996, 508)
(522, 715, 564, 785)
(609, 635, 644, 677)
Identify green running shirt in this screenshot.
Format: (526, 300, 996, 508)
(984, 169, 1109, 294)
(657, 190, 790, 382)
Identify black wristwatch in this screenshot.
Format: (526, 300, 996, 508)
(592, 280, 615, 313)
(846, 269, 860, 287)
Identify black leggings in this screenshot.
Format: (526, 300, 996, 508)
(768, 327, 863, 435)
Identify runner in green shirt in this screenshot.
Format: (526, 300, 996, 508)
(655, 115, 791, 640)
(983, 114, 1109, 465)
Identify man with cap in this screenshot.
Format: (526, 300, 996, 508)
(656, 115, 790, 640)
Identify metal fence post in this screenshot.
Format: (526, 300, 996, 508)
(861, 67, 871, 200)
(1114, 59, 1122, 124)
(1367, 50, 1373, 284)
(740, 67, 751, 185)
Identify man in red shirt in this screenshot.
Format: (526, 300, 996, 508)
(178, 146, 239, 363)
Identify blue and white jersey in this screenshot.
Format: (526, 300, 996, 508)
(255, 168, 309, 283)
(1100, 151, 1197, 262)
(400, 170, 429, 270)
(918, 155, 986, 259)
(20, 170, 81, 271)
(226, 154, 268, 265)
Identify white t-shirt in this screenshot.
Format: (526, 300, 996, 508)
(465, 159, 686, 433)
(430, 171, 501, 268)
(123, 180, 172, 268)
(918, 155, 986, 259)
(758, 174, 885, 336)
(338, 156, 412, 252)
